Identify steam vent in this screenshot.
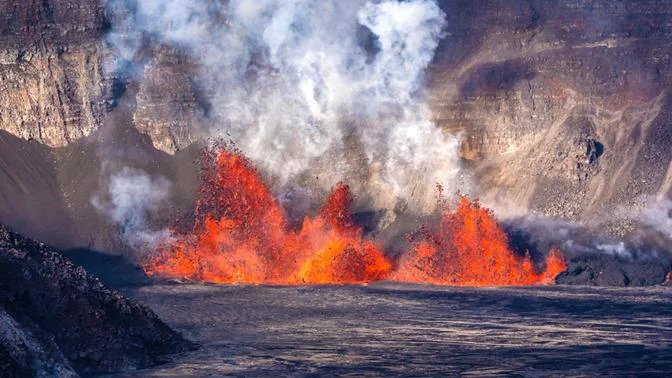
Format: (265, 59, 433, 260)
(1, 1, 671, 376)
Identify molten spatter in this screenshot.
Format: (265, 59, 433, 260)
(393, 197, 566, 286)
(146, 146, 566, 286)
(393, 196, 566, 286)
(291, 183, 392, 284)
(145, 146, 391, 284)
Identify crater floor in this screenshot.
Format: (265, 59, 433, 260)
(112, 284, 672, 377)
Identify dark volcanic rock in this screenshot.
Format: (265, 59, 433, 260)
(0, 307, 77, 378)
(557, 253, 672, 287)
(0, 345, 24, 378)
(0, 336, 33, 378)
(506, 220, 672, 287)
(0, 225, 195, 376)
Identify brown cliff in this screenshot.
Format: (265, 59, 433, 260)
(1, 0, 671, 244)
(427, 0, 672, 233)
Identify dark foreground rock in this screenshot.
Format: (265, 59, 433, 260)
(0, 308, 77, 378)
(506, 221, 672, 287)
(0, 225, 195, 376)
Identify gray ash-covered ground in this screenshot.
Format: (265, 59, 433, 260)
(109, 283, 672, 377)
(0, 226, 195, 377)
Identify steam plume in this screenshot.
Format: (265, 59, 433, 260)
(639, 198, 672, 239)
(92, 167, 173, 250)
(105, 0, 463, 214)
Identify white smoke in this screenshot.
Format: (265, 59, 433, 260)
(92, 167, 173, 249)
(639, 198, 672, 239)
(507, 215, 638, 258)
(595, 242, 632, 258)
(105, 0, 463, 213)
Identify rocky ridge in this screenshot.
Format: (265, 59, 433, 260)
(0, 224, 195, 376)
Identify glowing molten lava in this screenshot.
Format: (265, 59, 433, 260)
(393, 196, 567, 286)
(145, 146, 566, 286)
(145, 147, 391, 284)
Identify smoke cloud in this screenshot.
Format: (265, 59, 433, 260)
(105, 0, 463, 214)
(506, 215, 635, 259)
(639, 198, 672, 239)
(92, 167, 173, 250)
(506, 209, 672, 262)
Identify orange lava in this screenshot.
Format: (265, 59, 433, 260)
(145, 146, 566, 286)
(145, 147, 391, 284)
(393, 196, 567, 286)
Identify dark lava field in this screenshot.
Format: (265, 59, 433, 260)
(110, 284, 672, 377)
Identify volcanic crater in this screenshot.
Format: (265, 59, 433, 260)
(1, 0, 672, 377)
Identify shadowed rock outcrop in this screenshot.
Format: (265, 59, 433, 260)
(0, 225, 195, 376)
(556, 253, 671, 287)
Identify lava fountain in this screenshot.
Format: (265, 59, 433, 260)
(145, 145, 566, 285)
(393, 195, 567, 286)
(145, 145, 392, 284)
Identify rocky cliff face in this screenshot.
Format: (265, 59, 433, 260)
(427, 0, 672, 234)
(0, 0, 111, 146)
(133, 48, 204, 153)
(0, 0, 671, 242)
(0, 0, 204, 153)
